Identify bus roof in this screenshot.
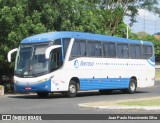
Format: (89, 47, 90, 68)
(21, 31, 153, 45)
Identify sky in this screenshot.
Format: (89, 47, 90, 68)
(124, 9, 160, 35)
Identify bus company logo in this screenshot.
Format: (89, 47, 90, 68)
(74, 60, 79, 68)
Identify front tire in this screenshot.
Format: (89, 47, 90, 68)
(66, 80, 77, 98)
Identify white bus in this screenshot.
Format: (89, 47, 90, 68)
(8, 31, 155, 97)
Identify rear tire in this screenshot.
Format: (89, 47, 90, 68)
(127, 79, 137, 94)
(66, 80, 77, 98)
(37, 92, 49, 98)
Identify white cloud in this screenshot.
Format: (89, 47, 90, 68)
(138, 9, 159, 21)
(124, 9, 160, 34)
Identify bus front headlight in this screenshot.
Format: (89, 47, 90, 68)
(38, 78, 50, 83)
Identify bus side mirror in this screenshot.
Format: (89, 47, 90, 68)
(8, 48, 18, 62)
(45, 45, 62, 59)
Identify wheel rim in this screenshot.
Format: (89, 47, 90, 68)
(130, 82, 135, 91)
(69, 84, 76, 94)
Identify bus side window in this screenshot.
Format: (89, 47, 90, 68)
(130, 45, 141, 59)
(117, 44, 123, 58)
(54, 39, 61, 45)
(79, 41, 86, 56)
(88, 41, 95, 57)
(95, 42, 102, 57)
(117, 43, 129, 58)
(50, 48, 62, 71)
(142, 45, 152, 59)
(109, 43, 116, 58)
(71, 39, 86, 58)
(62, 38, 70, 57)
(135, 45, 141, 59)
(123, 44, 129, 58)
(71, 41, 79, 56)
(103, 43, 109, 57)
(103, 42, 116, 58)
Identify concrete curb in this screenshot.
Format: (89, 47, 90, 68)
(79, 104, 160, 111)
(2, 93, 36, 97)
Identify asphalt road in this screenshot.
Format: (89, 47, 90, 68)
(0, 81, 160, 123)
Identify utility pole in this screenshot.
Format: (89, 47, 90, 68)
(143, 10, 146, 32)
(126, 25, 129, 39)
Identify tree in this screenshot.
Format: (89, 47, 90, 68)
(0, 0, 160, 82)
(0, 0, 102, 81)
(97, 0, 160, 35)
(137, 32, 148, 38)
(0, 0, 47, 82)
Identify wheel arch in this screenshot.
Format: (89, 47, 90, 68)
(130, 76, 137, 87)
(70, 77, 80, 91)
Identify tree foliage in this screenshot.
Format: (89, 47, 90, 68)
(97, 0, 160, 35)
(0, 0, 160, 80)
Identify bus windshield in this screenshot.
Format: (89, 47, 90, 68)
(15, 44, 50, 77)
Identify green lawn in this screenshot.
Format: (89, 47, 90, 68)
(118, 97, 160, 106)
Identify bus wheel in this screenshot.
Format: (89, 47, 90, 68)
(37, 92, 49, 98)
(66, 80, 77, 98)
(127, 79, 137, 94)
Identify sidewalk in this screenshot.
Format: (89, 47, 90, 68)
(79, 96, 160, 111)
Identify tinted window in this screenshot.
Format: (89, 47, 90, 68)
(79, 41, 86, 56)
(71, 39, 86, 57)
(71, 41, 79, 56)
(54, 39, 61, 45)
(87, 41, 102, 57)
(103, 43, 109, 57)
(130, 45, 141, 59)
(142, 45, 152, 59)
(117, 43, 129, 58)
(88, 42, 95, 56)
(62, 38, 70, 57)
(95, 42, 102, 56)
(103, 43, 116, 58)
(117, 44, 123, 58)
(50, 48, 62, 72)
(109, 43, 116, 57)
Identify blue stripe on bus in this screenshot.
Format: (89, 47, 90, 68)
(147, 59, 155, 67)
(150, 56, 155, 62)
(14, 80, 51, 92)
(79, 78, 130, 90)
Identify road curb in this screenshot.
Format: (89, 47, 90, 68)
(2, 93, 36, 97)
(79, 104, 160, 111)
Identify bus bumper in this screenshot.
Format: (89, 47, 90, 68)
(14, 80, 51, 92)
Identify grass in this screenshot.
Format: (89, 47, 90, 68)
(117, 97, 160, 106)
(82, 97, 160, 107)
